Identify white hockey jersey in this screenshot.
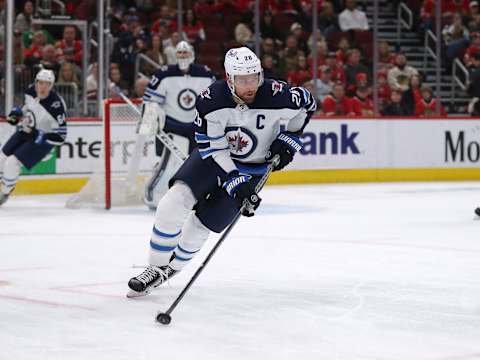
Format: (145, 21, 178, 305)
(22, 85, 67, 145)
(142, 64, 216, 123)
(194, 79, 317, 174)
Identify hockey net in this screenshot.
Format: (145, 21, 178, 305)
(66, 98, 155, 209)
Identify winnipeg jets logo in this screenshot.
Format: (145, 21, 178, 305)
(228, 133, 249, 153)
(272, 80, 285, 96)
(177, 88, 197, 110)
(225, 127, 257, 159)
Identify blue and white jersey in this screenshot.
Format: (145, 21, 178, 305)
(194, 79, 316, 174)
(22, 85, 67, 146)
(142, 63, 216, 123)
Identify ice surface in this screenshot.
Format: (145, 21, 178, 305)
(1, 182, 480, 360)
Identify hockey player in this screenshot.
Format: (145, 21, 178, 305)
(140, 41, 216, 209)
(0, 69, 67, 206)
(127, 47, 316, 297)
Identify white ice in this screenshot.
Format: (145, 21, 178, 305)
(1, 182, 480, 360)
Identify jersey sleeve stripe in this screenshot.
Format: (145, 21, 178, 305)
(194, 132, 225, 142)
(145, 88, 166, 99)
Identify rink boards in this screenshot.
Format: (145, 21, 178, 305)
(1, 117, 480, 194)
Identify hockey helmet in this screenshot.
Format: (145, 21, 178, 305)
(35, 69, 55, 85)
(224, 47, 263, 98)
(175, 41, 195, 70)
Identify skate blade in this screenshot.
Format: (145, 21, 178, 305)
(126, 289, 150, 298)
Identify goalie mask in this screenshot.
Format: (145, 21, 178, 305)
(224, 47, 264, 103)
(176, 41, 195, 71)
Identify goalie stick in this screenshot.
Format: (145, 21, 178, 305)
(108, 84, 188, 190)
(155, 155, 280, 325)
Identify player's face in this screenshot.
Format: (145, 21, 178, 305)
(234, 74, 259, 104)
(35, 80, 51, 99)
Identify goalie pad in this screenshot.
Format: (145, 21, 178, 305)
(139, 101, 166, 135)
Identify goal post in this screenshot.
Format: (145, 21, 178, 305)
(66, 98, 154, 209)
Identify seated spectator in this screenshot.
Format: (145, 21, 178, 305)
(388, 53, 419, 92)
(164, 32, 181, 65)
(466, 2, 480, 31)
(318, 1, 340, 38)
(109, 66, 130, 97)
(23, 24, 54, 49)
(279, 35, 306, 74)
(315, 65, 334, 102)
(260, 11, 282, 42)
(338, 0, 369, 32)
(335, 36, 351, 65)
(134, 77, 150, 98)
(55, 26, 83, 66)
(23, 30, 47, 68)
(14, 1, 33, 33)
(378, 40, 396, 70)
(308, 40, 329, 69)
(381, 88, 410, 116)
(415, 85, 447, 117)
(57, 62, 81, 90)
(325, 52, 346, 84)
(402, 74, 423, 115)
(144, 34, 167, 76)
(86, 62, 98, 99)
(464, 32, 480, 67)
(351, 73, 374, 116)
(151, 5, 175, 34)
(323, 82, 355, 116)
(344, 48, 369, 93)
(261, 38, 281, 69)
(290, 22, 309, 55)
(38, 44, 61, 76)
(13, 29, 24, 66)
(466, 52, 480, 114)
(182, 9, 206, 51)
(262, 54, 283, 80)
(235, 23, 254, 48)
(377, 70, 391, 110)
(288, 55, 311, 86)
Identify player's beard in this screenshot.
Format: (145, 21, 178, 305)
(240, 90, 256, 104)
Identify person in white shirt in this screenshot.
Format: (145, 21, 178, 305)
(338, 0, 369, 32)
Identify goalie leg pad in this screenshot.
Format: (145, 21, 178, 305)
(148, 182, 196, 266)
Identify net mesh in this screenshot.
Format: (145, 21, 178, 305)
(66, 99, 151, 209)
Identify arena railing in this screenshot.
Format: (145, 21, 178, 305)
(397, 2, 413, 45)
(424, 29, 438, 71)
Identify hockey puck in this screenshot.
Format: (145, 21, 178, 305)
(475, 208, 480, 217)
(156, 313, 172, 325)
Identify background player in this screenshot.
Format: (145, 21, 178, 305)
(127, 47, 316, 297)
(0, 69, 67, 206)
(140, 41, 216, 209)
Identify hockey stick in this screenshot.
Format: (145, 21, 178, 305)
(156, 155, 280, 325)
(109, 84, 188, 162)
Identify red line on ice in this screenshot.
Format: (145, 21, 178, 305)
(0, 294, 96, 311)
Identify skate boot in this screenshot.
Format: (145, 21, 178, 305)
(0, 192, 11, 206)
(127, 265, 177, 298)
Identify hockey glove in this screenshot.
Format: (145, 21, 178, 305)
(19, 115, 36, 134)
(223, 171, 261, 217)
(265, 131, 302, 171)
(7, 107, 23, 126)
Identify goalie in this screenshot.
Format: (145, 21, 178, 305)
(0, 69, 67, 206)
(140, 41, 216, 209)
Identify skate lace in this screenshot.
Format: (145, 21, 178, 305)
(137, 266, 164, 284)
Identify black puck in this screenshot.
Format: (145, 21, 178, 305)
(475, 208, 480, 217)
(156, 313, 171, 325)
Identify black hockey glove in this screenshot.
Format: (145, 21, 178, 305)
(7, 107, 23, 126)
(223, 171, 261, 217)
(265, 131, 302, 171)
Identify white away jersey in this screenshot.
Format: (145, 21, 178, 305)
(194, 79, 316, 174)
(22, 85, 67, 145)
(142, 64, 216, 123)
